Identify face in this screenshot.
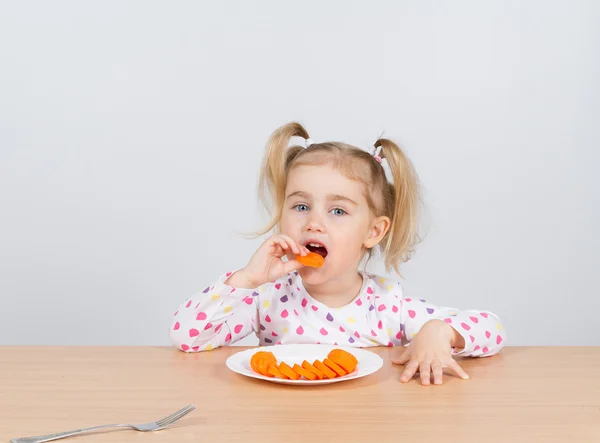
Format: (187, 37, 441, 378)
(279, 163, 388, 285)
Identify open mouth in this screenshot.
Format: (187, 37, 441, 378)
(304, 241, 328, 259)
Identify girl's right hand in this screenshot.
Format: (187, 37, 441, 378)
(226, 234, 310, 289)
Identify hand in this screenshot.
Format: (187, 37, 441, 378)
(226, 234, 310, 289)
(392, 319, 469, 385)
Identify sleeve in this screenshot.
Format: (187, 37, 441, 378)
(169, 270, 262, 352)
(400, 293, 506, 357)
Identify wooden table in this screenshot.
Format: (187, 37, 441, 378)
(1, 347, 599, 443)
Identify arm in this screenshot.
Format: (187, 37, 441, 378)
(170, 234, 310, 352)
(401, 296, 506, 357)
(169, 270, 262, 352)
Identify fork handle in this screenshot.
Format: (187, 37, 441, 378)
(11, 424, 129, 443)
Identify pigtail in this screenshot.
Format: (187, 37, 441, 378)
(374, 139, 422, 274)
(256, 122, 310, 235)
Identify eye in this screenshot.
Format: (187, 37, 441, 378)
(294, 204, 309, 212)
(331, 208, 347, 216)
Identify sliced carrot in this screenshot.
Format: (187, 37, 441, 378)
(251, 351, 275, 366)
(296, 251, 325, 268)
(251, 355, 267, 375)
(292, 364, 317, 380)
(259, 359, 278, 377)
(323, 358, 347, 377)
(313, 359, 337, 379)
(250, 349, 358, 381)
(255, 351, 277, 362)
(250, 354, 262, 374)
(267, 363, 288, 379)
(278, 362, 301, 380)
(302, 360, 324, 380)
(251, 351, 276, 376)
(327, 349, 358, 374)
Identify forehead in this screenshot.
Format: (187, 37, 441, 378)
(285, 164, 367, 201)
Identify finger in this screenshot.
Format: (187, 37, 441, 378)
(391, 348, 411, 365)
(273, 236, 290, 250)
(419, 362, 431, 385)
(287, 236, 308, 256)
(445, 359, 470, 380)
(272, 237, 293, 255)
(265, 242, 285, 259)
(278, 235, 301, 255)
(400, 360, 419, 383)
(283, 258, 306, 274)
(431, 363, 444, 385)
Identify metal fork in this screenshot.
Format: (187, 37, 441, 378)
(10, 404, 196, 443)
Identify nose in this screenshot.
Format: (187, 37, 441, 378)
(305, 211, 325, 233)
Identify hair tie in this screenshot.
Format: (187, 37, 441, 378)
(304, 138, 316, 148)
(372, 145, 383, 164)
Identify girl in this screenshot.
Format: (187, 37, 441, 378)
(170, 122, 505, 385)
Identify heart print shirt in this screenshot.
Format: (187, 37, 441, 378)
(169, 270, 505, 356)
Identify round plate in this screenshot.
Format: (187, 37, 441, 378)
(225, 344, 384, 385)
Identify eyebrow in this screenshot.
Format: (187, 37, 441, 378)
(285, 191, 358, 206)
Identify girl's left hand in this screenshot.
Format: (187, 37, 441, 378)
(392, 319, 469, 385)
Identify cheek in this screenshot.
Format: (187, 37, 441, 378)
(279, 213, 301, 235)
(337, 216, 368, 235)
(279, 212, 292, 230)
(332, 229, 366, 252)
(333, 220, 370, 249)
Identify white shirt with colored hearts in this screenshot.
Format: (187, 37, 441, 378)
(170, 270, 505, 356)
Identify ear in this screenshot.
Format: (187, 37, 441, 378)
(363, 215, 391, 249)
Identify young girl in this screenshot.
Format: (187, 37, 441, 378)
(170, 122, 505, 385)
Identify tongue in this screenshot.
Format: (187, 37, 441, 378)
(307, 245, 327, 258)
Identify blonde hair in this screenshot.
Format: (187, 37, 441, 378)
(255, 121, 422, 275)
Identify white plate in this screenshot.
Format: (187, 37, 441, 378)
(225, 344, 384, 385)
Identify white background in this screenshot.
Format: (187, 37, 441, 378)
(1, 1, 598, 346)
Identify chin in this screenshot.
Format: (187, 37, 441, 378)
(298, 266, 329, 285)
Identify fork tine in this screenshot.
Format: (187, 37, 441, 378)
(156, 411, 189, 428)
(155, 404, 194, 424)
(155, 405, 196, 427)
(156, 408, 194, 428)
(157, 405, 195, 426)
